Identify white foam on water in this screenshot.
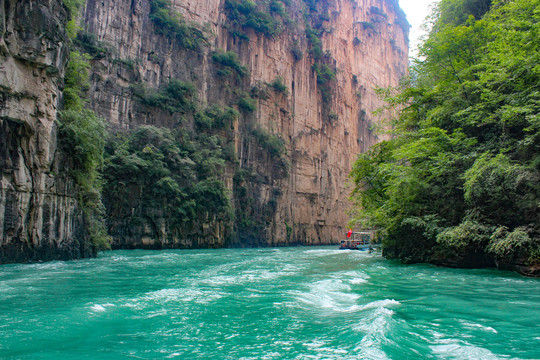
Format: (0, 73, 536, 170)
(303, 249, 345, 257)
(340, 270, 370, 285)
(350, 278, 368, 284)
(298, 339, 351, 360)
(350, 300, 401, 360)
(460, 320, 498, 334)
(110, 255, 129, 262)
(430, 342, 507, 360)
(90, 303, 115, 312)
(200, 266, 295, 287)
(293, 279, 363, 313)
(261, 351, 281, 359)
(141, 287, 223, 305)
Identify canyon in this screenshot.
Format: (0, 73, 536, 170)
(0, 0, 408, 262)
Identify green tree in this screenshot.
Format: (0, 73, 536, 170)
(350, 0, 540, 270)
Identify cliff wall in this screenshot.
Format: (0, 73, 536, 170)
(79, 0, 408, 248)
(0, 0, 94, 262)
(0, 0, 408, 260)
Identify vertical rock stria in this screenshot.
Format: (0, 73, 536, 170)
(0, 0, 94, 262)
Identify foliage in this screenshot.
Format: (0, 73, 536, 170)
(312, 62, 336, 104)
(270, 76, 288, 94)
(63, 0, 85, 39)
(436, 219, 494, 252)
(149, 0, 208, 51)
(102, 126, 234, 237)
(59, 42, 110, 250)
(463, 153, 538, 228)
(224, 0, 285, 38)
(58, 109, 107, 178)
(237, 92, 257, 113)
(305, 19, 337, 108)
(360, 21, 376, 31)
(436, 0, 492, 27)
(63, 51, 91, 111)
(195, 105, 239, 130)
(350, 0, 540, 267)
(486, 226, 539, 264)
(305, 25, 323, 60)
(251, 125, 287, 159)
(73, 31, 110, 59)
(291, 42, 303, 61)
(132, 79, 197, 114)
(212, 49, 249, 78)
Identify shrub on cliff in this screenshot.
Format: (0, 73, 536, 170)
(149, 0, 208, 51)
(59, 47, 110, 250)
(224, 0, 284, 38)
(270, 76, 288, 94)
(132, 79, 197, 115)
(212, 50, 249, 78)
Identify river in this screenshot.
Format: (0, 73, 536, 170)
(1, 247, 539, 359)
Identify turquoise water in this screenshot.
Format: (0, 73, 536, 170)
(1, 247, 539, 359)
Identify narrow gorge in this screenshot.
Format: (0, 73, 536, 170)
(0, 0, 408, 262)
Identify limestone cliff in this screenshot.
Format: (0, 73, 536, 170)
(0, 0, 95, 262)
(78, 0, 408, 248)
(0, 0, 409, 259)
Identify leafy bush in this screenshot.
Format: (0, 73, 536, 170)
(58, 109, 106, 176)
(436, 220, 493, 252)
(291, 42, 303, 61)
(463, 153, 538, 227)
(251, 125, 286, 158)
(63, 51, 91, 111)
(312, 63, 336, 104)
(132, 79, 197, 114)
(270, 0, 286, 17)
(199, 105, 239, 129)
(360, 21, 376, 31)
(224, 0, 283, 38)
(73, 31, 110, 59)
(270, 76, 288, 94)
(305, 26, 323, 60)
(149, 0, 208, 51)
(212, 49, 249, 78)
(60, 1, 112, 251)
(237, 92, 257, 112)
(370, 6, 388, 18)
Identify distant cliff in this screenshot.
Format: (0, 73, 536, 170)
(0, 0, 408, 261)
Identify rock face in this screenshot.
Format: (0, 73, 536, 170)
(79, 0, 408, 248)
(0, 0, 94, 262)
(0, 0, 408, 260)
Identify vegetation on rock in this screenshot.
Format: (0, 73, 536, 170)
(212, 49, 249, 78)
(58, 6, 111, 251)
(149, 0, 208, 51)
(132, 79, 197, 115)
(350, 0, 540, 273)
(102, 126, 234, 244)
(224, 0, 287, 38)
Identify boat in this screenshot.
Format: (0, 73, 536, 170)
(339, 231, 377, 251)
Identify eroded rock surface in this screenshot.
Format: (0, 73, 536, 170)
(0, 0, 93, 262)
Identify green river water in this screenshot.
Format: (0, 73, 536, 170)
(1, 247, 539, 359)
